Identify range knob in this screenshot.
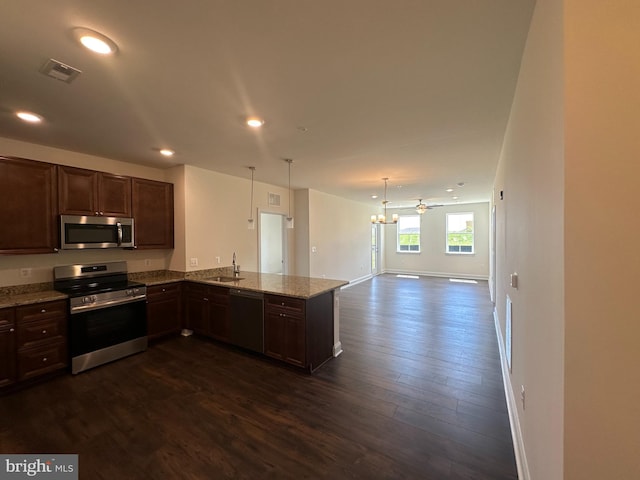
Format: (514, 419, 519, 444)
(82, 295, 97, 305)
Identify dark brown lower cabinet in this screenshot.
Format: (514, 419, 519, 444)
(264, 292, 334, 371)
(15, 300, 68, 382)
(147, 282, 182, 340)
(183, 282, 230, 342)
(0, 308, 17, 388)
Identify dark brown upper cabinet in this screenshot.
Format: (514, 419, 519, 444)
(0, 157, 58, 255)
(132, 177, 174, 249)
(58, 166, 132, 217)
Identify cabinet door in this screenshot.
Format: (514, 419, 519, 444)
(183, 284, 208, 335)
(99, 173, 131, 217)
(208, 287, 230, 342)
(283, 314, 305, 367)
(0, 308, 16, 388)
(264, 310, 286, 360)
(147, 283, 182, 339)
(132, 178, 174, 249)
(0, 157, 58, 254)
(58, 166, 99, 215)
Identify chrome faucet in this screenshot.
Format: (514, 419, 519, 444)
(232, 252, 240, 277)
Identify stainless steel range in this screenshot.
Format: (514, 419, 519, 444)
(54, 261, 147, 374)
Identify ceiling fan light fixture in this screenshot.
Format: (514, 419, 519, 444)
(74, 28, 118, 55)
(159, 149, 175, 157)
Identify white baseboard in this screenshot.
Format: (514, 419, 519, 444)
(494, 308, 530, 480)
(383, 269, 489, 281)
(332, 341, 343, 357)
(342, 274, 372, 288)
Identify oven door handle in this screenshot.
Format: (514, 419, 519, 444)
(70, 295, 146, 314)
(116, 222, 123, 246)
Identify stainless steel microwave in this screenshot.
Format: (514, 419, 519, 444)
(60, 215, 135, 249)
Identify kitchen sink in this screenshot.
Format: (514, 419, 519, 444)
(211, 276, 244, 282)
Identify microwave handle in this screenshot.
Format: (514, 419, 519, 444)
(116, 222, 123, 246)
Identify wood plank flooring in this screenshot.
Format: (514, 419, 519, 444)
(0, 274, 516, 479)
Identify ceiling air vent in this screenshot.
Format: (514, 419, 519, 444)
(39, 58, 81, 83)
(268, 192, 281, 207)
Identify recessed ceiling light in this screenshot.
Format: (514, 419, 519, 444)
(457, 182, 465, 187)
(16, 111, 43, 123)
(159, 149, 175, 157)
(446, 188, 454, 193)
(452, 196, 459, 200)
(246, 117, 265, 128)
(73, 27, 118, 55)
(371, 195, 378, 199)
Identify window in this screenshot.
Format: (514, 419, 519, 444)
(397, 215, 420, 252)
(446, 212, 474, 253)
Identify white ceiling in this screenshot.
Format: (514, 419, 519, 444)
(0, 0, 534, 209)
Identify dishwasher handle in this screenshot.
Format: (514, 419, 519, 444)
(230, 288, 263, 299)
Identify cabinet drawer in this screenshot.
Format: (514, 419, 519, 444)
(0, 307, 15, 328)
(18, 342, 68, 381)
(185, 282, 208, 298)
(266, 295, 305, 315)
(16, 300, 67, 324)
(147, 282, 181, 299)
(17, 317, 66, 349)
(208, 286, 229, 305)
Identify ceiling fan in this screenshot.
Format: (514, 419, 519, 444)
(415, 199, 443, 214)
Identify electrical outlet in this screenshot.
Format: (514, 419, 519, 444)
(144, 259, 151, 267)
(20, 268, 32, 278)
(521, 385, 526, 410)
(216, 256, 221, 264)
(190, 258, 198, 267)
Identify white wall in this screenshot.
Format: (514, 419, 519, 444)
(170, 164, 293, 273)
(295, 189, 372, 282)
(384, 202, 490, 280)
(493, 0, 564, 478)
(564, 1, 640, 478)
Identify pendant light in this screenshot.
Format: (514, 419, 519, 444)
(370, 178, 399, 224)
(284, 158, 294, 229)
(247, 166, 256, 230)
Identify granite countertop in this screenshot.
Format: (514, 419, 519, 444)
(190, 271, 349, 299)
(129, 270, 186, 286)
(1, 270, 349, 308)
(0, 288, 68, 309)
(132, 269, 348, 299)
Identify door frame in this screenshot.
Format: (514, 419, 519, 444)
(258, 209, 289, 274)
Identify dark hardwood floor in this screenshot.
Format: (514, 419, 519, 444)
(0, 275, 516, 479)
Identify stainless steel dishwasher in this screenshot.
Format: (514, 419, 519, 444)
(230, 289, 264, 353)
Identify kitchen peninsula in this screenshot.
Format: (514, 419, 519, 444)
(137, 269, 348, 372)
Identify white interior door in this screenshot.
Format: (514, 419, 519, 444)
(259, 212, 285, 274)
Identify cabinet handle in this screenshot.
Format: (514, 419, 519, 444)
(9, 328, 14, 333)
(95, 211, 99, 216)
(41, 309, 46, 313)
(42, 329, 47, 334)
(203, 297, 209, 301)
(162, 288, 166, 292)
(42, 357, 48, 362)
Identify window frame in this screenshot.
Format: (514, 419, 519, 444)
(396, 214, 421, 253)
(446, 212, 475, 255)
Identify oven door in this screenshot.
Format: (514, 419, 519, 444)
(70, 299, 147, 358)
